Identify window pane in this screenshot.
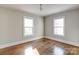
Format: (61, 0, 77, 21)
(54, 27, 64, 35)
(24, 28, 33, 36)
(54, 18, 64, 36)
(24, 18, 33, 27)
(54, 18, 64, 26)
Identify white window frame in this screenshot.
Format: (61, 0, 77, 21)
(54, 17, 64, 36)
(24, 17, 34, 36)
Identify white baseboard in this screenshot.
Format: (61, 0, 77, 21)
(0, 36, 43, 49)
(44, 36, 79, 47)
(0, 36, 79, 49)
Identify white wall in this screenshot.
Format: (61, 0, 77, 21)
(45, 8, 79, 44)
(0, 7, 44, 44)
(1, 6, 79, 47)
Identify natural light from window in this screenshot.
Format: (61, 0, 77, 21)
(54, 18, 64, 36)
(25, 46, 39, 55)
(24, 17, 33, 36)
(53, 46, 64, 55)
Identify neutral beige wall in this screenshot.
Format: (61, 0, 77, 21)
(0, 7, 44, 44)
(45, 8, 79, 44)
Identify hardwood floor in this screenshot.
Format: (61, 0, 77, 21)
(0, 38, 79, 55)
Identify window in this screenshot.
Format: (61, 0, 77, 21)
(54, 18, 64, 36)
(24, 17, 33, 36)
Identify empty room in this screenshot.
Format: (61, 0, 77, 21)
(0, 4, 79, 55)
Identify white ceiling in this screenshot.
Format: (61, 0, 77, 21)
(0, 4, 79, 16)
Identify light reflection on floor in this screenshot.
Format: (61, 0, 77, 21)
(53, 46, 65, 55)
(25, 46, 65, 55)
(25, 46, 39, 55)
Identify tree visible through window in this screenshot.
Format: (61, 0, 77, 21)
(24, 17, 33, 36)
(54, 18, 64, 36)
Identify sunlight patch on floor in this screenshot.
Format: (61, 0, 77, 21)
(25, 46, 39, 55)
(53, 46, 65, 55)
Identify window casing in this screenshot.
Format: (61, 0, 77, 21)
(24, 17, 33, 36)
(54, 18, 64, 36)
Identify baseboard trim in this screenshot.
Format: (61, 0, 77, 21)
(44, 36, 79, 47)
(0, 36, 43, 49)
(0, 36, 79, 49)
